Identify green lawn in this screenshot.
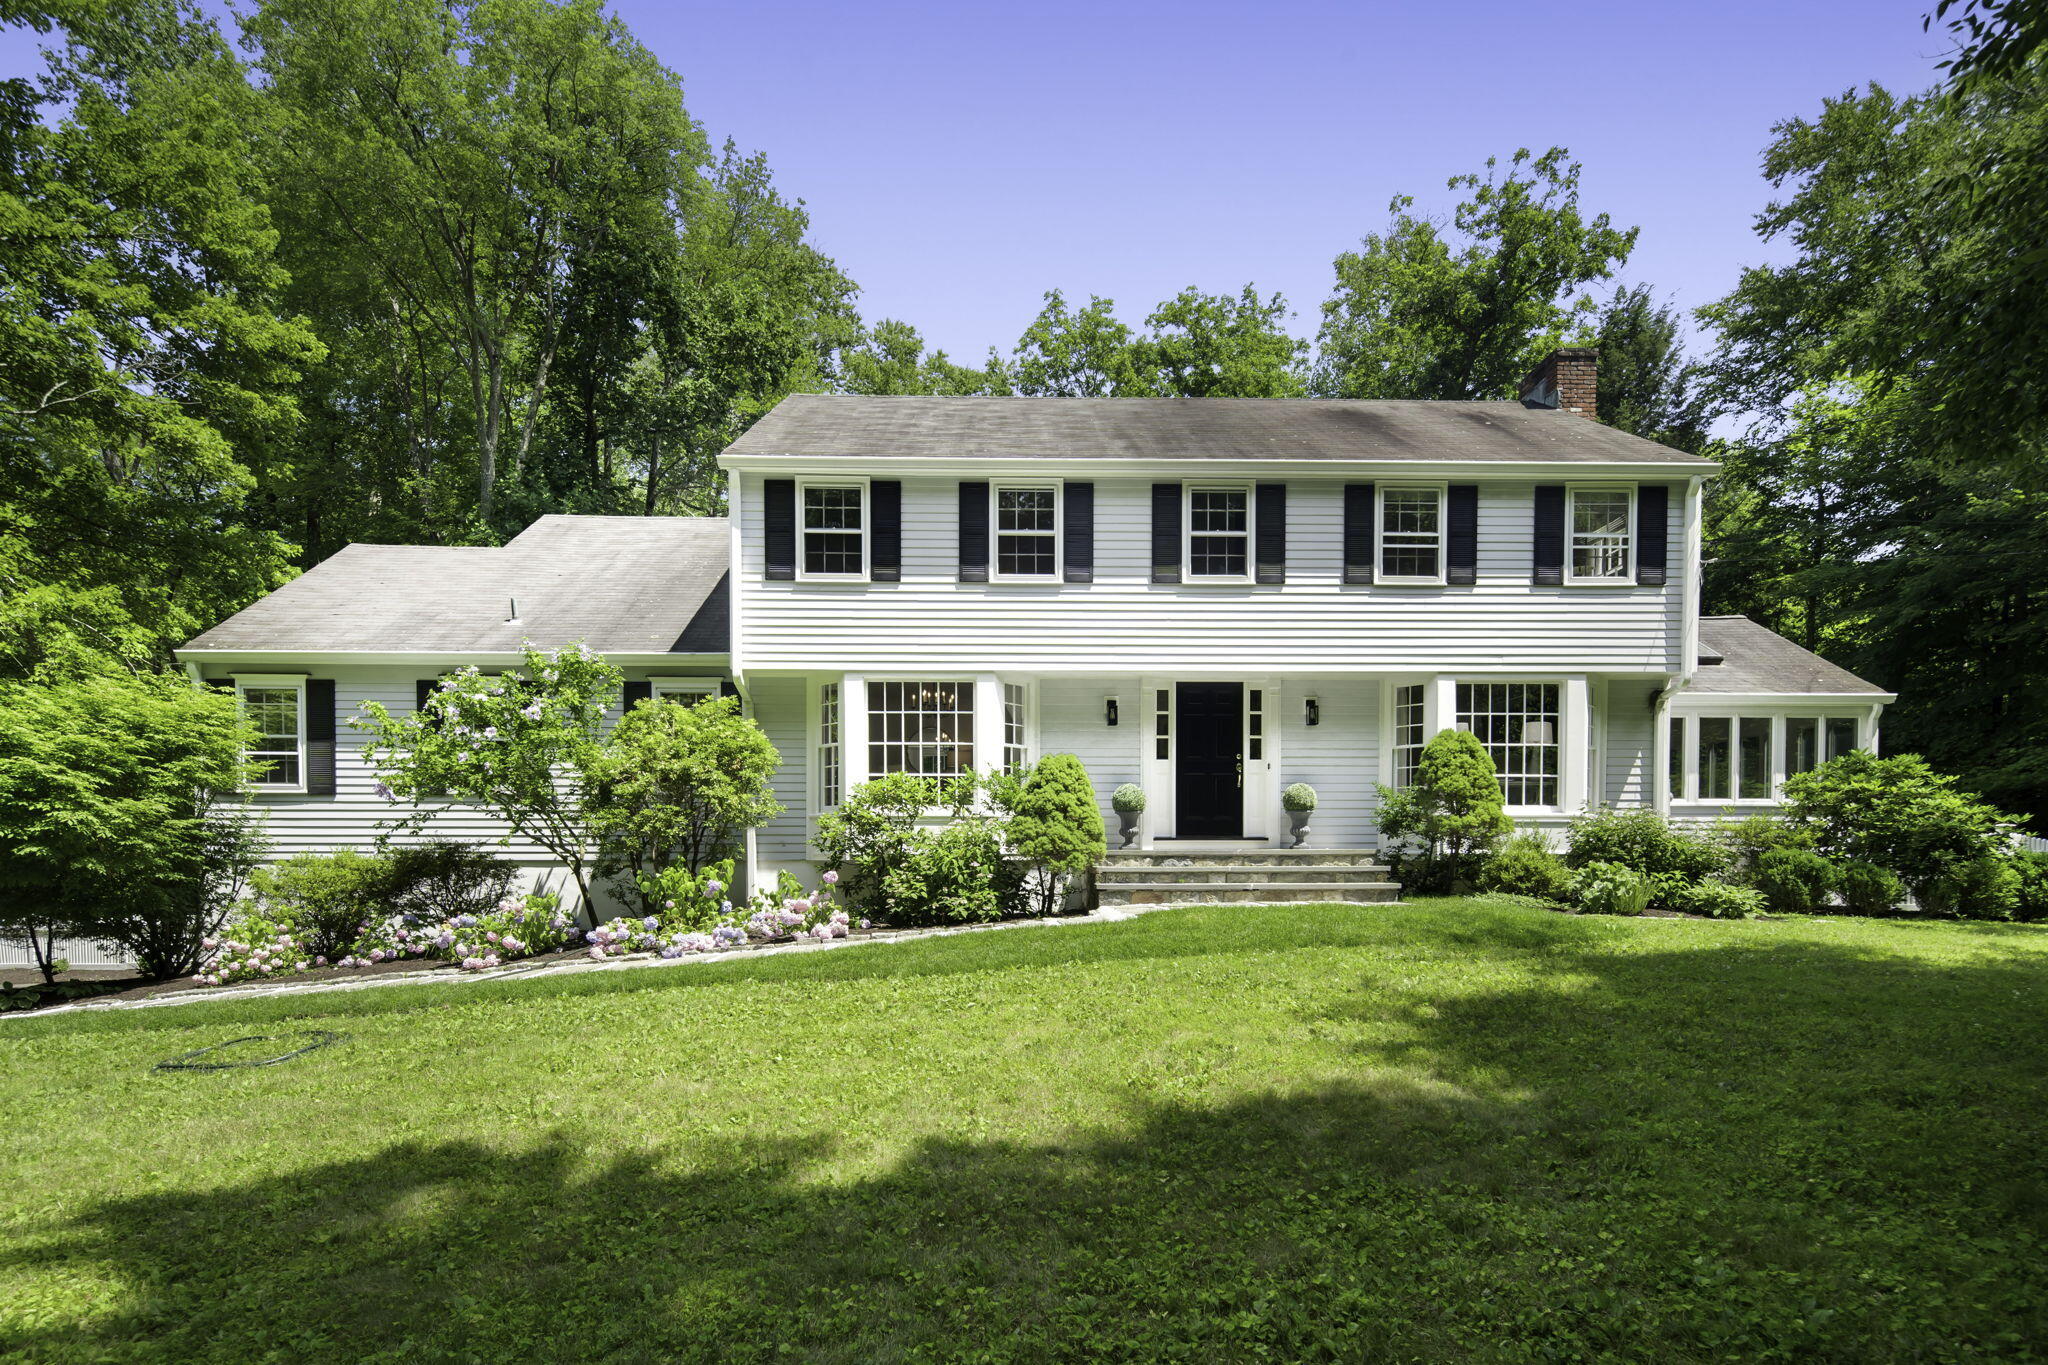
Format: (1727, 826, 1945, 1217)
(3, 899, 2045, 1362)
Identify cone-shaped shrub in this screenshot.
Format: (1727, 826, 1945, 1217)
(1008, 754, 1107, 917)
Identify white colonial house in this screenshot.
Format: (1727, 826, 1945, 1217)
(163, 348, 1892, 917)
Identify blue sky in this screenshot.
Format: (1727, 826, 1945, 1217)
(3, 1, 1956, 362)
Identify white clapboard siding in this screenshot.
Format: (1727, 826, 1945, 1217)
(750, 676, 812, 870)
(737, 476, 1684, 673)
(1604, 682, 1661, 808)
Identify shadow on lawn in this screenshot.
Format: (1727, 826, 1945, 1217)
(10, 936, 2048, 1363)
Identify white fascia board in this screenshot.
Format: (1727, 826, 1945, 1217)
(718, 454, 1722, 480)
(736, 663, 1684, 681)
(175, 649, 732, 669)
(1669, 690, 1898, 706)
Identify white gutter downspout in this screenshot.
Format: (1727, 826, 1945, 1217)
(1655, 474, 1709, 817)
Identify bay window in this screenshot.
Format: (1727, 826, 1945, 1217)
(1392, 683, 1426, 788)
(1566, 487, 1632, 582)
(1003, 683, 1029, 775)
(867, 680, 975, 780)
(1457, 682, 1560, 807)
(818, 683, 842, 808)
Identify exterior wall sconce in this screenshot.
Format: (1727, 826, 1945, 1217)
(1105, 698, 1119, 726)
(1304, 697, 1320, 727)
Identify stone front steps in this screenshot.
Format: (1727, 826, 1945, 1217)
(1095, 849, 1401, 906)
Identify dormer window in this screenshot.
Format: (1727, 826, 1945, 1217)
(800, 481, 866, 580)
(1379, 485, 1445, 584)
(1185, 485, 1250, 580)
(1567, 487, 1633, 583)
(993, 483, 1060, 580)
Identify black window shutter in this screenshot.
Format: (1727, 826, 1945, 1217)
(1151, 483, 1182, 584)
(1343, 483, 1375, 584)
(1636, 484, 1670, 585)
(720, 680, 740, 700)
(764, 479, 796, 580)
(1063, 482, 1094, 582)
(305, 678, 337, 796)
(870, 481, 901, 581)
(623, 680, 652, 710)
(958, 481, 989, 582)
(415, 678, 439, 724)
(1255, 483, 1286, 584)
(1446, 484, 1479, 585)
(1533, 484, 1566, 586)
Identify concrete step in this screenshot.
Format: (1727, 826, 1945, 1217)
(1095, 865, 1391, 886)
(1100, 849, 1385, 869)
(1096, 881, 1401, 906)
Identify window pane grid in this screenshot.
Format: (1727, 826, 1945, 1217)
(1188, 489, 1248, 577)
(995, 487, 1057, 577)
(1381, 488, 1442, 579)
(1247, 688, 1263, 761)
(1456, 682, 1559, 806)
(818, 683, 841, 807)
(1003, 683, 1028, 775)
(1569, 490, 1631, 580)
(1697, 717, 1733, 800)
(1154, 687, 1170, 760)
(802, 485, 864, 576)
(242, 686, 301, 787)
(1738, 717, 1771, 799)
(867, 681, 974, 780)
(1393, 684, 1425, 788)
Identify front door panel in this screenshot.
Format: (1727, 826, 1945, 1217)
(1175, 682, 1244, 838)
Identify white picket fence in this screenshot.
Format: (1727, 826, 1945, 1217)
(0, 937, 133, 971)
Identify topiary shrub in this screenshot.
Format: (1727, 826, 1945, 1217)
(1282, 783, 1317, 813)
(1574, 861, 1651, 916)
(1836, 860, 1905, 917)
(1662, 879, 1765, 919)
(1915, 855, 2020, 921)
(1007, 755, 1107, 917)
(1111, 783, 1146, 815)
(1566, 808, 1727, 880)
(1476, 834, 1573, 902)
(1376, 730, 1513, 893)
(382, 842, 518, 923)
(246, 849, 395, 960)
(1752, 847, 1836, 915)
(2013, 851, 2048, 924)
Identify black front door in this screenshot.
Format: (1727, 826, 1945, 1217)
(1175, 682, 1243, 838)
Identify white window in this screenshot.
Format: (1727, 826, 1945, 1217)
(1379, 485, 1445, 583)
(652, 678, 720, 705)
(1567, 487, 1632, 583)
(237, 681, 305, 791)
(1003, 683, 1029, 774)
(799, 481, 866, 579)
(866, 680, 975, 780)
(1457, 682, 1560, 807)
(1392, 683, 1426, 787)
(993, 484, 1060, 580)
(1185, 485, 1250, 580)
(818, 682, 842, 807)
(1153, 686, 1171, 760)
(1671, 713, 1864, 803)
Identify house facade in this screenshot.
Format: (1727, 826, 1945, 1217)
(165, 349, 1893, 916)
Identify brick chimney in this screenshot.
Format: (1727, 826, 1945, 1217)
(1518, 347, 1598, 418)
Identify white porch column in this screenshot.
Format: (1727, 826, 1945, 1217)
(1561, 675, 1592, 813)
(973, 674, 1004, 778)
(841, 673, 867, 790)
(1428, 675, 1458, 739)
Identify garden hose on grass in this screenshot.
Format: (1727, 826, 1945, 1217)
(155, 1030, 348, 1071)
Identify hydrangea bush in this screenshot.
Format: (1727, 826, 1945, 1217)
(583, 869, 851, 961)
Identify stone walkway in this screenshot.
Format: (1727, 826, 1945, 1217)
(1, 903, 1162, 1021)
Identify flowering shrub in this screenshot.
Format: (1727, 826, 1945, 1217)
(412, 891, 574, 971)
(195, 908, 312, 986)
(584, 870, 847, 959)
(200, 890, 572, 984)
(633, 858, 736, 933)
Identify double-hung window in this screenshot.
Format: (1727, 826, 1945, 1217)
(1002, 683, 1030, 774)
(1379, 485, 1445, 583)
(1391, 684, 1426, 788)
(993, 484, 1060, 580)
(867, 680, 975, 781)
(799, 481, 866, 579)
(818, 683, 842, 808)
(238, 680, 305, 791)
(1567, 487, 1632, 583)
(1457, 682, 1560, 807)
(1185, 486, 1250, 579)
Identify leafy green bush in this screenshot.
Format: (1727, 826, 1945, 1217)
(1780, 751, 2018, 908)
(879, 821, 1024, 926)
(381, 842, 517, 922)
(247, 849, 395, 959)
(1716, 813, 1815, 872)
(1915, 855, 2020, 921)
(1573, 861, 1651, 916)
(1566, 808, 1726, 880)
(2013, 851, 2048, 923)
(1661, 878, 1765, 919)
(1752, 848, 1836, 915)
(1376, 730, 1512, 893)
(1476, 834, 1573, 902)
(1111, 783, 1146, 814)
(1836, 860, 1905, 916)
(813, 773, 955, 913)
(1282, 783, 1317, 813)
(633, 857, 738, 933)
(1007, 755, 1106, 917)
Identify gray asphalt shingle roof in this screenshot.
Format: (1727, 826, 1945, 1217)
(724, 394, 1717, 465)
(1691, 617, 1887, 696)
(180, 516, 729, 655)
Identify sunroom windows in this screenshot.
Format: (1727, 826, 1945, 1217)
(237, 680, 305, 790)
(1668, 712, 1867, 803)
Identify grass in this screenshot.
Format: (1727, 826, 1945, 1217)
(2, 898, 2045, 1362)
